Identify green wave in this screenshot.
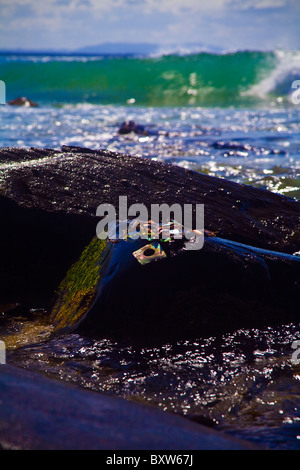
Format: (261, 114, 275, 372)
(1, 50, 299, 107)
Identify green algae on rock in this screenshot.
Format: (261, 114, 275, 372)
(50, 237, 110, 335)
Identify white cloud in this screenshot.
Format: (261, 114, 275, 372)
(0, 0, 298, 50)
(0, 0, 293, 18)
(230, 0, 291, 9)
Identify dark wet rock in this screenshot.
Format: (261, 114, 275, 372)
(50, 230, 300, 344)
(1, 145, 299, 250)
(118, 120, 147, 135)
(7, 96, 38, 107)
(0, 365, 259, 450)
(0, 195, 94, 309)
(0, 145, 299, 314)
(212, 141, 252, 151)
(211, 141, 288, 156)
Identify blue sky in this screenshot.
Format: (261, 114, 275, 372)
(0, 0, 299, 51)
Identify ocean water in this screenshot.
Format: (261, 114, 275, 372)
(0, 49, 300, 198)
(1, 49, 300, 449)
(8, 323, 300, 450)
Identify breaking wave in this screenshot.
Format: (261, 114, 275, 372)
(1, 49, 299, 107)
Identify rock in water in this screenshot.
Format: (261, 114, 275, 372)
(118, 120, 147, 135)
(0, 145, 299, 328)
(0, 146, 298, 254)
(50, 224, 300, 344)
(8, 97, 38, 107)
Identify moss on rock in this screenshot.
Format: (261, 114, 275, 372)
(50, 237, 109, 334)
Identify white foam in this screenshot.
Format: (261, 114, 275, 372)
(242, 50, 300, 101)
(148, 44, 222, 58)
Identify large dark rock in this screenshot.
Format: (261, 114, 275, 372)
(0, 146, 297, 450)
(0, 365, 259, 450)
(0, 145, 299, 314)
(48, 229, 300, 344)
(83, 237, 300, 343)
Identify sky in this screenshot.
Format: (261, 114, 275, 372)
(0, 0, 299, 52)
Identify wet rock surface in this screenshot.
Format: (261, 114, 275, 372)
(1, 145, 298, 251)
(0, 145, 299, 313)
(0, 145, 299, 450)
(0, 365, 259, 450)
(75, 236, 300, 344)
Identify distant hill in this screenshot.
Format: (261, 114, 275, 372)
(0, 42, 222, 56)
(75, 42, 159, 55)
(75, 42, 222, 55)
